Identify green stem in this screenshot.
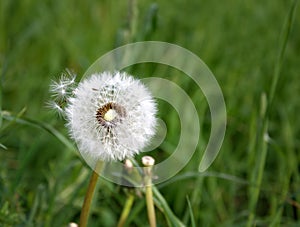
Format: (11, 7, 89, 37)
(79, 161, 104, 227)
(117, 193, 135, 227)
(144, 167, 156, 227)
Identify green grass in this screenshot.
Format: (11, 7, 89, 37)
(1, 0, 300, 226)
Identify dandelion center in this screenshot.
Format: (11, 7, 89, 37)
(96, 102, 126, 127)
(104, 109, 117, 121)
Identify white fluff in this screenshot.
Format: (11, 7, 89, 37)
(65, 71, 157, 162)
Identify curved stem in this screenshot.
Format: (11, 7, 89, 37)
(79, 161, 104, 227)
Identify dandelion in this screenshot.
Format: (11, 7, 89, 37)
(49, 71, 157, 226)
(65, 71, 157, 162)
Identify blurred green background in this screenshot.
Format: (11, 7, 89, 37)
(1, 0, 299, 226)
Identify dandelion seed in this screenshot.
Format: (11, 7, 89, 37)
(50, 70, 76, 102)
(48, 70, 77, 115)
(46, 100, 65, 117)
(65, 71, 157, 162)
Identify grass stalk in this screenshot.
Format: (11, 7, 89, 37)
(268, 0, 298, 106)
(247, 118, 269, 227)
(247, 1, 298, 225)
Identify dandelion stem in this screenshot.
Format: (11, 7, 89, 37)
(145, 178, 156, 227)
(117, 193, 135, 227)
(79, 161, 104, 227)
(142, 156, 156, 227)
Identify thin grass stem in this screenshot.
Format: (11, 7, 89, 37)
(247, 0, 298, 226)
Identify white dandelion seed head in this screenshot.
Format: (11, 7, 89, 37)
(65, 71, 157, 162)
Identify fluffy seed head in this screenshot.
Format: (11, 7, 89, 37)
(65, 71, 157, 162)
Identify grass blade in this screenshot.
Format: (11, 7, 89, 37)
(152, 186, 185, 227)
(186, 196, 196, 227)
(2, 111, 75, 151)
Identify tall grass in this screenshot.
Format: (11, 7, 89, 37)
(1, 0, 299, 226)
